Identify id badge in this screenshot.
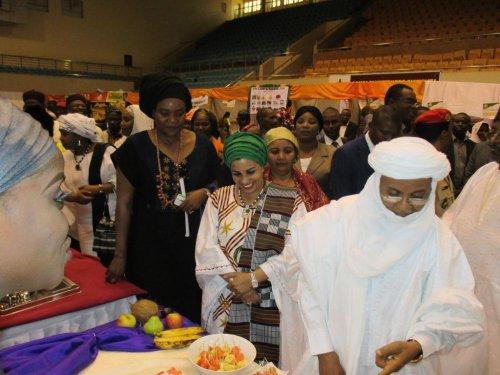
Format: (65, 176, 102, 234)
(173, 193, 186, 206)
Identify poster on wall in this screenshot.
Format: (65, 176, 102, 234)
(90, 102, 109, 125)
(249, 85, 289, 115)
(192, 95, 209, 108)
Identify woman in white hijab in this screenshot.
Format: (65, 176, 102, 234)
(290, 136, 484, 375)
(59, 113, 117, 257)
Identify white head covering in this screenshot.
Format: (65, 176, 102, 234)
(0, 98, 58, 194)
(469, 119, 491, 143)
(58, 113, 99, 142)
(344, 136, 451, 278)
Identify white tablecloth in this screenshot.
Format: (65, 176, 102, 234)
(82, 349, 261, 375)
(0, 296, 137, 349)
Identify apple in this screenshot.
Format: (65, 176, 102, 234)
(116, 313, 137, 328)
(166, 312, 183, 329)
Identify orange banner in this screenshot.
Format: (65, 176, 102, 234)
(189, 80, 424, 101)
(125, 91, 139, 104)
(289, 81, 425, 101)
(51, 80, 425, 105)
(189, 85, 250, 102)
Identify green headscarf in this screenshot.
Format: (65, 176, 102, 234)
(223, 132, 268, 168)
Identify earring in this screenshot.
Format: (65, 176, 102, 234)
(77, 139, 82, 147)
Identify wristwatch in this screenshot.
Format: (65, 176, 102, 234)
(250, 272, 259, 288)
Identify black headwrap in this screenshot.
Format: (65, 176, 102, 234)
(294, 105, 324, 130)
(66, 93, 87, 107)
(22, 90, 46, 105)
(139, 73, 192, 118)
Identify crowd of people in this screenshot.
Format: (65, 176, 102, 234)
(1, 75, 498, 375)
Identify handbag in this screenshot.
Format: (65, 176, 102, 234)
(92, 199, 116, 267)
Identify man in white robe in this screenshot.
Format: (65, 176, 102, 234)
(290, 136, 485, 375)
(443, 125, 499, 375)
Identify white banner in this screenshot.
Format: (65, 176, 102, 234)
(423, 81, 500, 118)
(191, 95, 209, 107)
(249, 86, 289, 115)
(222, 100, 236, 108)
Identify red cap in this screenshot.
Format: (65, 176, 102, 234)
(414, 108, 451, 125)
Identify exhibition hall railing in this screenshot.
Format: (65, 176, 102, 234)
(0, 54, 142, 81)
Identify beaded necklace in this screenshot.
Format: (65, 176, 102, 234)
(237, 182, 267, 218)
(154, 130, 186, 209)
(73, 143, 93, 171)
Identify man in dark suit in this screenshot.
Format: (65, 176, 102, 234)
(327, 105, 403, 200)
(448, 112, 476, 195)
(385, 83, 417, 134)
(464, 141, 493, 184)
(340, 108, 358, 142)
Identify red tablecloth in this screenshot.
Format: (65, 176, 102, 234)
(0, 250, 145, 329)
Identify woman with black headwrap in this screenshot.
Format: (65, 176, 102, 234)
(105, 73, 219, 322)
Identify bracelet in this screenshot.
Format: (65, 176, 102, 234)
(250, 272, 259, 288)
(98, 184, 104, 194)
(407, 339, 423, 363)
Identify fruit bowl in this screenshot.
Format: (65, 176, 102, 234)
(187, 334, 256, 374)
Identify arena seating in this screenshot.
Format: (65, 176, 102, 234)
(344, 0, 497, 46)
(309, 48, 500, 75)
(172, 0, 365, 87)
(309, 0, 499, 75)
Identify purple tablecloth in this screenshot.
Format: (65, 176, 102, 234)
(0, 316, 196, 375)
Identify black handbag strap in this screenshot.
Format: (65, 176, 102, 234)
(90, 143, 115, 231)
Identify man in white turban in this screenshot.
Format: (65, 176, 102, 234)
(290, 136, 484, 374)
(443, 117, 499, 374)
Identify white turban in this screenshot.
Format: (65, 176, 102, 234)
(368, 136, 450, 181)
(342, 136, 452, 279)
(58, 113, 99, 142)
(0, 99, 58, 194)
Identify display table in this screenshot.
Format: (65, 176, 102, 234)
(82, 350, 261, 375)
(0, 250, 145, 349)
(1, 317, 263, 375)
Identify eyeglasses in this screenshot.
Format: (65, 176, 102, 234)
(381, 194, 428, 207)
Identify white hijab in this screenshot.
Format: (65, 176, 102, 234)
(344, 136, 451, 278)
(469, 120, 491, 144)
(58, 113, 99, 142)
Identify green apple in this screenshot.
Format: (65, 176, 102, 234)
(116, 313, 137, 328)
(143, 315, 163, 335)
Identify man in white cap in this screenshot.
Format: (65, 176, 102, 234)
(290, 136, 484, 374)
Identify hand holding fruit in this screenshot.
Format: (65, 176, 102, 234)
(223, 272, 253, 297)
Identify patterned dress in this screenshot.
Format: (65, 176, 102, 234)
(196, 184, 307, 363)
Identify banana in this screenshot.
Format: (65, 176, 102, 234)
(154, 334, 202, 349)
(155, 326, 204, 339)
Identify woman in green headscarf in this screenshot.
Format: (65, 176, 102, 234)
(195, 132, 309, 368)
